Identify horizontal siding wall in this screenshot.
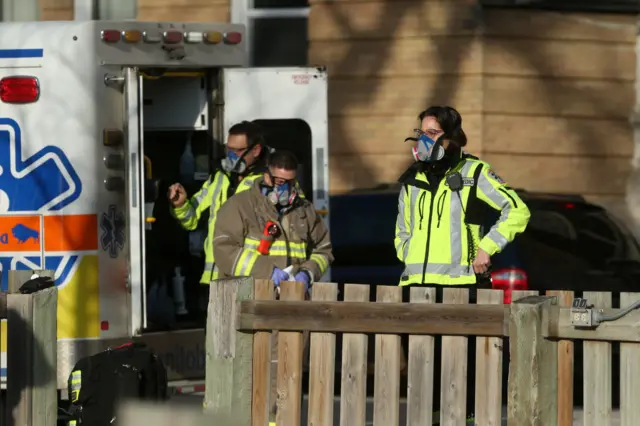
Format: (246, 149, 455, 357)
(39, 0, 73, 20)
(481, 9, 636, 197)
(311, 0, 637, 197)
(309, 0, 483, 193)
(137, 0, 229, 22)
(37, 0, 230, 22)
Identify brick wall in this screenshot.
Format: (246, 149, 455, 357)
(309, 0, 637, 197)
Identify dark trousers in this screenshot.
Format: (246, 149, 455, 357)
(400, 281, 492, 417)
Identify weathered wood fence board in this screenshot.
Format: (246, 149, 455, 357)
(474, 289, 504, 426)
(406, 287, 435, 426)
(251, 280, 273, 426)
(620, 292, 640, 426)
(307, 283, 338, 426)
(6, 269, 58, 426)
(547, 290, 575, 426)
(275, 281, 305, 426)
(372, 286, 401, 426)
(583, 291, 613, 426)
(339, 284, 369, 426)
(204, 277, 253, 423)
(507, 295, 558, 426)
(440, 288, 469, 425)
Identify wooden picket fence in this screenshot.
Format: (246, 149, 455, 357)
(121, 277, 640, 426)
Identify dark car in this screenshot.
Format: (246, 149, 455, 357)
(330, 185, 640, 296)
(329, 185, 640, 405)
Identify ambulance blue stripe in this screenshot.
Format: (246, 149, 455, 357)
(0, 49, 43, 58)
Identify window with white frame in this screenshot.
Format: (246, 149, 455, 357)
(232, 0, 309, 67)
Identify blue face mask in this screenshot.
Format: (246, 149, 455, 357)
(221, 150, 247, 174)
(412, 133, 445, 163)
(263, 180, 297, 207)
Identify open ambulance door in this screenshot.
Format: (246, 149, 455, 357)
(124, 67, 147, 335)
(223, 67, 331, 281)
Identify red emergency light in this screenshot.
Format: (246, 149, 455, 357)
(224, 32, 242, 45)
(0, 76, 40, 103)
(163, 30, 183, 44)
(101, 30, 121, 43)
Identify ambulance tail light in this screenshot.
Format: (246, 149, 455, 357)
(123, 30, 142, 43)
(101, 30, 121, 43)
(0, 76, 40, 104)
(491, 267, 528, 304)
(163, 30, 183, 44)
(204, 31, 223, 44)
(224, 32, 242, 45)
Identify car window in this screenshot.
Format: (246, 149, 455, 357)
(329, 192, 401, 266)
(528, 210, 577, 241)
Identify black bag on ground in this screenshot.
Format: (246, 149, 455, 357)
(66, 342, 168, 425)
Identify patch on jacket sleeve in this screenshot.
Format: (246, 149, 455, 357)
(487, 169, 505, 184)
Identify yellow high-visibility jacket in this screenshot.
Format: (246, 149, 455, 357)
(394, 155, 530, 286)
(171, 170, 262, 284)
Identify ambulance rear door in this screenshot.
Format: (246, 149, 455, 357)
(124, 67, 147, 335)
(223, 67, 330, 280)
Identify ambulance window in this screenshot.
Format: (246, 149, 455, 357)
(254, 119, 313, 199)
(252, 18, 308, 66)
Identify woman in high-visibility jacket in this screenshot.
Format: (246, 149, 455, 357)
(394, 106, 530, 287)
(168, 121, 268, 284)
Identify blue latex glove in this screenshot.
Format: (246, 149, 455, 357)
(271, 267, 289, 287)
(294, 271, 311, 293)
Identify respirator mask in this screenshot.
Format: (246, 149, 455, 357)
(262, 177, 298, 207)
(405, 130, 445, 163)
(221, 149, 249, 174)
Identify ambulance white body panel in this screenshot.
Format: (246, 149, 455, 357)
(0, 20, 329, 389)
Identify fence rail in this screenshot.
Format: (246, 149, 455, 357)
(121, 277, 640, 426)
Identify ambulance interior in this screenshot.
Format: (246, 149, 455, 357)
(138, 72, 313, 331)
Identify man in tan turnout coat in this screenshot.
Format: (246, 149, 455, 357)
(213, 149, 333, 424)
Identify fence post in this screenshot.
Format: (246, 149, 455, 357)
(6, 269, 57, 426)
(507, 295, 558, 426)
(204, 277, 254, 424)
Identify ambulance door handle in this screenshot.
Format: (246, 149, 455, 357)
(104, 74, 125, 88)
(130, 153, 138, 208)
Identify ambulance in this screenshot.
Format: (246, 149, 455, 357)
(0, 20, 329, 391)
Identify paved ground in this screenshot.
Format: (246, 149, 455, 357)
(170, 392, 621, 425)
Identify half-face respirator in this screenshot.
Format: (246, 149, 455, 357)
(262, 180, 298, 207)
(221, 150, 248, 174)
(405, 131, 445, 163)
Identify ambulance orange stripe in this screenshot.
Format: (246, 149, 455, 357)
(44, 214, 98, 252)
(0, 215, 41, 252)
(0, 214, 98, 252)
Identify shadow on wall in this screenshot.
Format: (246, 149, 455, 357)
(311, 0, 637, 201)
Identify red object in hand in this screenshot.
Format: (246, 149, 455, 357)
(257, 221, 279, 255)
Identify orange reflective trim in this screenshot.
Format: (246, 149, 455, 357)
(0, 215, 41, 252)
(44, 214, 98, 252)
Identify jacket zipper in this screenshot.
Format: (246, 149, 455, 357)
(421, 187, 437, 284)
